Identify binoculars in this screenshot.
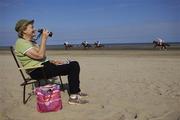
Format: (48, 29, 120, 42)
(38, 29, 53, 37)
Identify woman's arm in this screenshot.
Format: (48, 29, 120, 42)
(25, 29, 49, 60)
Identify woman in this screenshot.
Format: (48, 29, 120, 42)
(14, 19, 88, 105)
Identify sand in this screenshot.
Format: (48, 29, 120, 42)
(0, 50, 180, 120)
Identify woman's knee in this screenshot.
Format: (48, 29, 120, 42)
(70, 61, 80, 70)
(70, 61, 79, 65)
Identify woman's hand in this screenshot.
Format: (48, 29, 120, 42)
(41, 29, 49, 41)
(50, 60, 64, 65)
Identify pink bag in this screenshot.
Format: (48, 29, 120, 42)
(35, 84, 63, 112)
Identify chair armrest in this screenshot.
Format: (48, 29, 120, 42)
(18, 65, 44, 70)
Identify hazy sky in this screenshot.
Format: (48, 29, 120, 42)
(0, 0, 180, 46)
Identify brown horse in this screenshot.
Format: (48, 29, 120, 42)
(153, 41, 170, 50)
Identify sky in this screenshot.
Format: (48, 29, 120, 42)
(0, 0, 180, 46)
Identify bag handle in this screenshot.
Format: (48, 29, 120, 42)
(43, 89, 53, 102)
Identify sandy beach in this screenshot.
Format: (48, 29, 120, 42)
(0, 49, 180, 120)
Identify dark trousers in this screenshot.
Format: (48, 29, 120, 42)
(29, 61, 81, 94)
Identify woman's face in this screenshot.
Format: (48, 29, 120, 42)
(23, 24, 36, 40)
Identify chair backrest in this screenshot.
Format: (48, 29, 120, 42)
(10, 46, 27, 81)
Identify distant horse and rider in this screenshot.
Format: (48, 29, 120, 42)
(81, 41, 92, 49)
(94, 41, 104, 48)
(64, 42, 73, 50)
(153, 38, 170, 50)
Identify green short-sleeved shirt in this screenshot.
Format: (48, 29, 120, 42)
(15, 38, 45, 72)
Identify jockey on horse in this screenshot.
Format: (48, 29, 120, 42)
(64, 41, 73, 50)
(153, 38, 170, 50)
(81, 41, 91, 49)
(94, 41, 104, 48)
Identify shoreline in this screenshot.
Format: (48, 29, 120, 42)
(1, 49, 180, 59)
(1, 42, 180, 51)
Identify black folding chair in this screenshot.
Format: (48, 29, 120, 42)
(10, 46, 64, 104)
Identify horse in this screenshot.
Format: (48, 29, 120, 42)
(153, 41, 170, 50)
(64, 43, 73, 50)
(94, 42, 104, 48)
(81, 42, 92, 49)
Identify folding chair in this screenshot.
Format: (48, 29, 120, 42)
(10, 46, 64, 104)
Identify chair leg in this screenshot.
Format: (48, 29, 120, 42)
(23, 85, 26, 104)
(58, 76, 64, 91)
(23, 84, 34, 104)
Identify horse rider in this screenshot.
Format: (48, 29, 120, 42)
(84, 41, 88, 47)
(97, 41, 100, 47)
(64, 41, 69, 46)
(157, 38, 164, 46)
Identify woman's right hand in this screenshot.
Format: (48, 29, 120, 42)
(41, 29, 49, 41)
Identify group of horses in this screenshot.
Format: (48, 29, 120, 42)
(64, 42, 104, 50)
(81, 42, 105, 49)
(64, 41, 170, 50)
